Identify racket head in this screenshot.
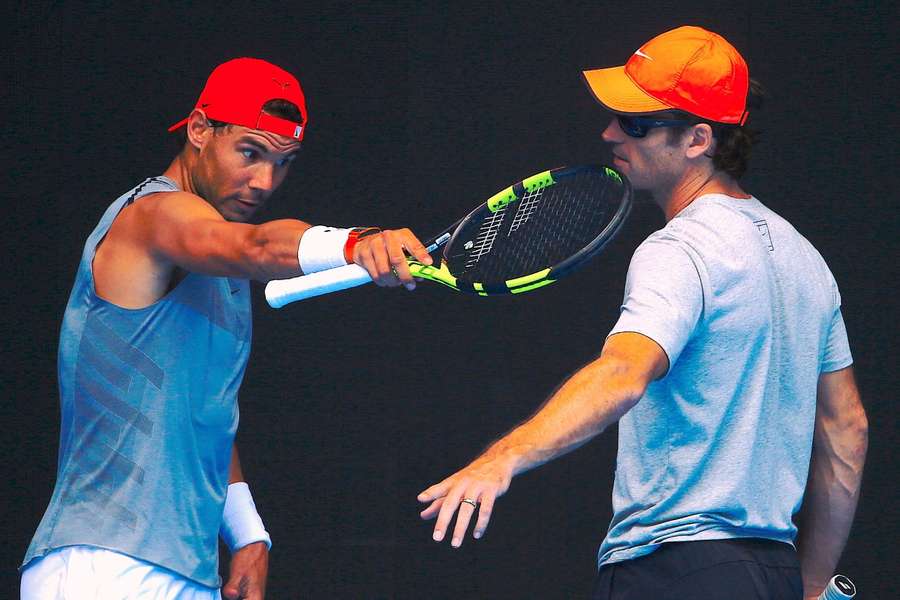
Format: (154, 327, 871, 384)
(417, 165, 632, 295)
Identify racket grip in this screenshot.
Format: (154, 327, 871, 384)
(265, 263, 373, 307)
(817, 575, 856, 599)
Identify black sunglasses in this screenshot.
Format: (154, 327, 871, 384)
(617, 115, 690, 138)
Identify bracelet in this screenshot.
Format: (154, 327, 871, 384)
(298, 226, 353, 274)
(220, 482, 272, 552)
(343, 227, 382, 263)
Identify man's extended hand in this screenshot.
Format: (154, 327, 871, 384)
(417, 454, 517, 548)
(222, 542, 269, 600)
(353, 228, 432, 290)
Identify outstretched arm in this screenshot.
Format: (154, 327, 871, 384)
(797, 366, 867, 600)
(94, 191, 431, 307)
(133, 192, 431, 283)
(418, 331, 668, 547)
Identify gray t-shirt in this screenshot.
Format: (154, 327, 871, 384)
(598, 194, 852, 567)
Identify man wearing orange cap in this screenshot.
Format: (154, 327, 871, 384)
(20, 58, 431, 599)
(418, 27, 866, 599)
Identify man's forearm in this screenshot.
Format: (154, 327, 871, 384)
(174, 218, 309, 282)
(479, 353, 648, 477)
(417, 332, 667, 546)
(796, 407, 868, 595)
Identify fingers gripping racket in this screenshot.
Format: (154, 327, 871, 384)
(265, 165, 632, 308)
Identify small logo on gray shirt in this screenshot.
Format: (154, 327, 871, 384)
(754, 219, 774, 252)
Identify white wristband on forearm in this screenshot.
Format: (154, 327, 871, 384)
(298, 226, 352, 274)
(220, 482, 271, 552)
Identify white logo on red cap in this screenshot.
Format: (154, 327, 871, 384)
(634, 49, 654, 61)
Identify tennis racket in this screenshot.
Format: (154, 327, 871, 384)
(265, 164, 632, 308)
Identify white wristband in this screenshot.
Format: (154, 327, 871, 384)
(220, 482, 271, 552)
(298, 225, 351, 274)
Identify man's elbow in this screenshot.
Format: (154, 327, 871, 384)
(591, 356, 650, 416)
(240, 228, 285, 282)
(849, 404, 869, 467)
(829, 397, 869, 475)
(621, 378, 649, 412)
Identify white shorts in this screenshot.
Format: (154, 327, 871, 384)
(21, 545, 221, 600)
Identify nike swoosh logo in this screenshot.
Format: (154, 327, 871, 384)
(634, 49, 653, 60)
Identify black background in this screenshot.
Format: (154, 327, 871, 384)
(5, 1, 897, 598)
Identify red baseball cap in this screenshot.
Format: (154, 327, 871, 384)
(168, 57, 308, 141)
(582, 26, 749, 125)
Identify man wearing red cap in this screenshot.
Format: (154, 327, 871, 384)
(418, 27, 866, 599)
(20, 58, 431, 599)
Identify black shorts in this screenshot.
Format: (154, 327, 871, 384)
(591, 538, 803, 600)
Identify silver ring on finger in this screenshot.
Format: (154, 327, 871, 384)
(461, 497, 478, 508)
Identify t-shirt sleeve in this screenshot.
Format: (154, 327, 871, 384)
(608, 236, 703, 370)
(821, 280, 853, 373)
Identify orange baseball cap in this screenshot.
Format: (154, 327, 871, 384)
(168, 57, 308, 141)
(582, 26, 749, 125)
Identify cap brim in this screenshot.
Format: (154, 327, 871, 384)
(167, 117, 189, 133)
(582, 66, 672, 114)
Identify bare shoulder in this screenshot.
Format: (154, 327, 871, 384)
(100, 191, 209, 253)
(126, 190, 221, 225)
(109, 190, 228, 255)
(94, 190, 217, 308)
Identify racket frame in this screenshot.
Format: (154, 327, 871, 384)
(430, 164, 632, 295)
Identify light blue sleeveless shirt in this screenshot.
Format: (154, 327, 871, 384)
(599, 194, 852, 567)
(22, 177, 252, 587)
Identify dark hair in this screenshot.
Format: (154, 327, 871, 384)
(174, 98, 305, 148)
(666, 78, 766, 179)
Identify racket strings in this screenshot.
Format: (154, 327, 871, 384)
(508, 186, 545, 233)
(465, 207, 508, 269)
(465, 186, 546, 270)
(452, 170, 619, 285)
